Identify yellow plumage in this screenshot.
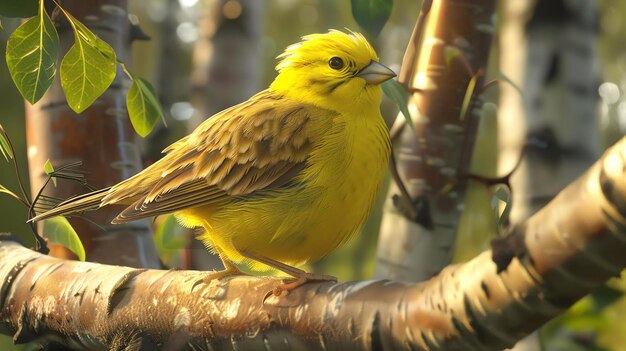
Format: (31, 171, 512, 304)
(32, 30, 394, 291)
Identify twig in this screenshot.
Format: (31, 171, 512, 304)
(452, 49, 475, 77)
(397, 0, 433, 86)
(389, 152, 418, 220)
(0, 124, 31, 207)
(0, 185, 30, 209)
(465, 144, 526, 189)
(388, 1, 434, 220)
(480, 79, 499, 94)
(389, 117, 406, 142)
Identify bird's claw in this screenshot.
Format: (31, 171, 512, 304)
(191, 267, 247, 292)
(271, 272, 337, 296)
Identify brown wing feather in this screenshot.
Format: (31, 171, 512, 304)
(109, 90, 335, 223)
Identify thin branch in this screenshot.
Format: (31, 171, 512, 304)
(451, 48, 475, 77)
(0, 185, 30, 209)
(398, 0, 433, 86)
(0, 124, 31, 207)
(389, 117, 406, 142)
(389, 152, 418, 220)
(465, 143, 526, 189)
(480, 78, 499, 94)
(387, 0, 434, 220)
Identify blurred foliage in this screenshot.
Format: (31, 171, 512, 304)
(351, 0, 393, 37)
(0, 0, 37, 18)
(153, 213, 190, 268)
(541, 284, 624, 351)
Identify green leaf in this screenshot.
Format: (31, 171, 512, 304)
(351, 0, 393, 37)
(6, 0, 60, 104)
(444, 46, 461, 66)
(459, 73, 479, 121)
(60, 12, 116, 113)
(43, 159, 56, 186)
(154, 214, 190, 267)
(491, 186, 511, 231)
(0, 129, 13, 161)
(43, 216, 85, 261)
(590, 285, 623, 312)
(382, 79, 414, 129)
(154, 214, 189, 251)
(0, 0, 37, 18)
(126, 75, 163, 137)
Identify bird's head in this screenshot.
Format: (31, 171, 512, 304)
(270, 30, 396, 113)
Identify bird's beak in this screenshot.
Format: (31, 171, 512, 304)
(357, 61, 396, 85)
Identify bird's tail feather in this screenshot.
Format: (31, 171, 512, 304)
(29, 187, 111, 223)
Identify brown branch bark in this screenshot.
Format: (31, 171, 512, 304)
(2, 134, 626, 350)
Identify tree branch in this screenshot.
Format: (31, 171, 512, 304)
(2, 136, 626, 350)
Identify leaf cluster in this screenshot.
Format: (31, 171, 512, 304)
(3, 0, 164, 137)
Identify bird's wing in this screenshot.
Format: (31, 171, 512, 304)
(110, 90, 335, 223)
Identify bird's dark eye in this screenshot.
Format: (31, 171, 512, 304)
(328, 57, 344, 70)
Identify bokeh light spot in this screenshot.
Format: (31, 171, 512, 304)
(223, 0, 242, 20)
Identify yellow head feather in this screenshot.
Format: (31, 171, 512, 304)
(270, 30, 383, 113)
(275, 30, 378, 72)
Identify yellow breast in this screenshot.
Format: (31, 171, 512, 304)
(187, 110, 389, 271)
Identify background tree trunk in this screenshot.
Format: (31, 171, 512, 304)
(375, 0, 497, 282)
(25, 0, 160, 268)
(184, 0, 264, 271)
(498, 0, 600, 350)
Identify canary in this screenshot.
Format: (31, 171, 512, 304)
(32, 30, 394, 294)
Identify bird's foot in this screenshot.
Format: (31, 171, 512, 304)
(272, 272, 337, 296)
(192, 261, 248, 291)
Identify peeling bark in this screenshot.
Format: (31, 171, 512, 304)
(3, 134, 626, 350)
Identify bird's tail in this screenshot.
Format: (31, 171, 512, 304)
(29, 187, 111, 223)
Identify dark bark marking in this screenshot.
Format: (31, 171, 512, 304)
(600, 167, 626, 220)
(545, 54, 559, 84)
(370, 311, 383, 351)
(107, 269, 147, 316)
(491, 223, 528, 273)
(13, 303, 37, 344)
(0, 254, 37, 308)
(464, 294, 486, 343)
(480, 281, 490, 299)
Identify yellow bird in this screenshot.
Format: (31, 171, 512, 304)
(32, 30, 394, 294)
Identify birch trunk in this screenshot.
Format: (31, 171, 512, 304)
(498, 1, 600, 349)
(375, 0, 496, 281)
(25, 0, 160, 268)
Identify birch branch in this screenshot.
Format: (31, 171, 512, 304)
(2, 136, 626, 350)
